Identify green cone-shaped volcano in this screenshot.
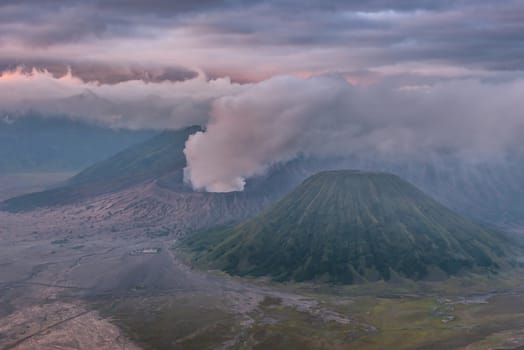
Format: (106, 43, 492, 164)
(185, 170, 517, 283)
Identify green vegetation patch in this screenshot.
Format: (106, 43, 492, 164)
(93, 293, 239, 350)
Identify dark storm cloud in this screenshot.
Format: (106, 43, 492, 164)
(0, 3, 108, 46)
(183, 1, 524, 72)
(1, 0, 523, 76)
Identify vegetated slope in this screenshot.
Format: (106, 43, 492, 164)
(1, 126, 201, 212)
(184, 170, 518, 284)
(0, 114, 155, 173)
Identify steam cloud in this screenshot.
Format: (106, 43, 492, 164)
(184, 75, 524, 192)
(0, 68, 244, 129)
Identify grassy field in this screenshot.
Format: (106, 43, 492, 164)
(94, 293, 239, 350)
(91, 267, 524, 350)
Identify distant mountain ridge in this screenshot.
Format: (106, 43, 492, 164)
(184, 170, 519, 283)
(0, 115, 155, 173)
(1, 126, 200, 212)
(1, 124, 326, 215)
(2, 122, 523, 228)
(336, 155, 524, 227)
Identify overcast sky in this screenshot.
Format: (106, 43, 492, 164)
(1, 0, 523, 191)
(2, 0, 524, 83)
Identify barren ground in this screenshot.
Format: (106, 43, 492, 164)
(2, 176, 524, 349)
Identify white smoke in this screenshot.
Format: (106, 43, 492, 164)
(184, 75, 524, 192)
